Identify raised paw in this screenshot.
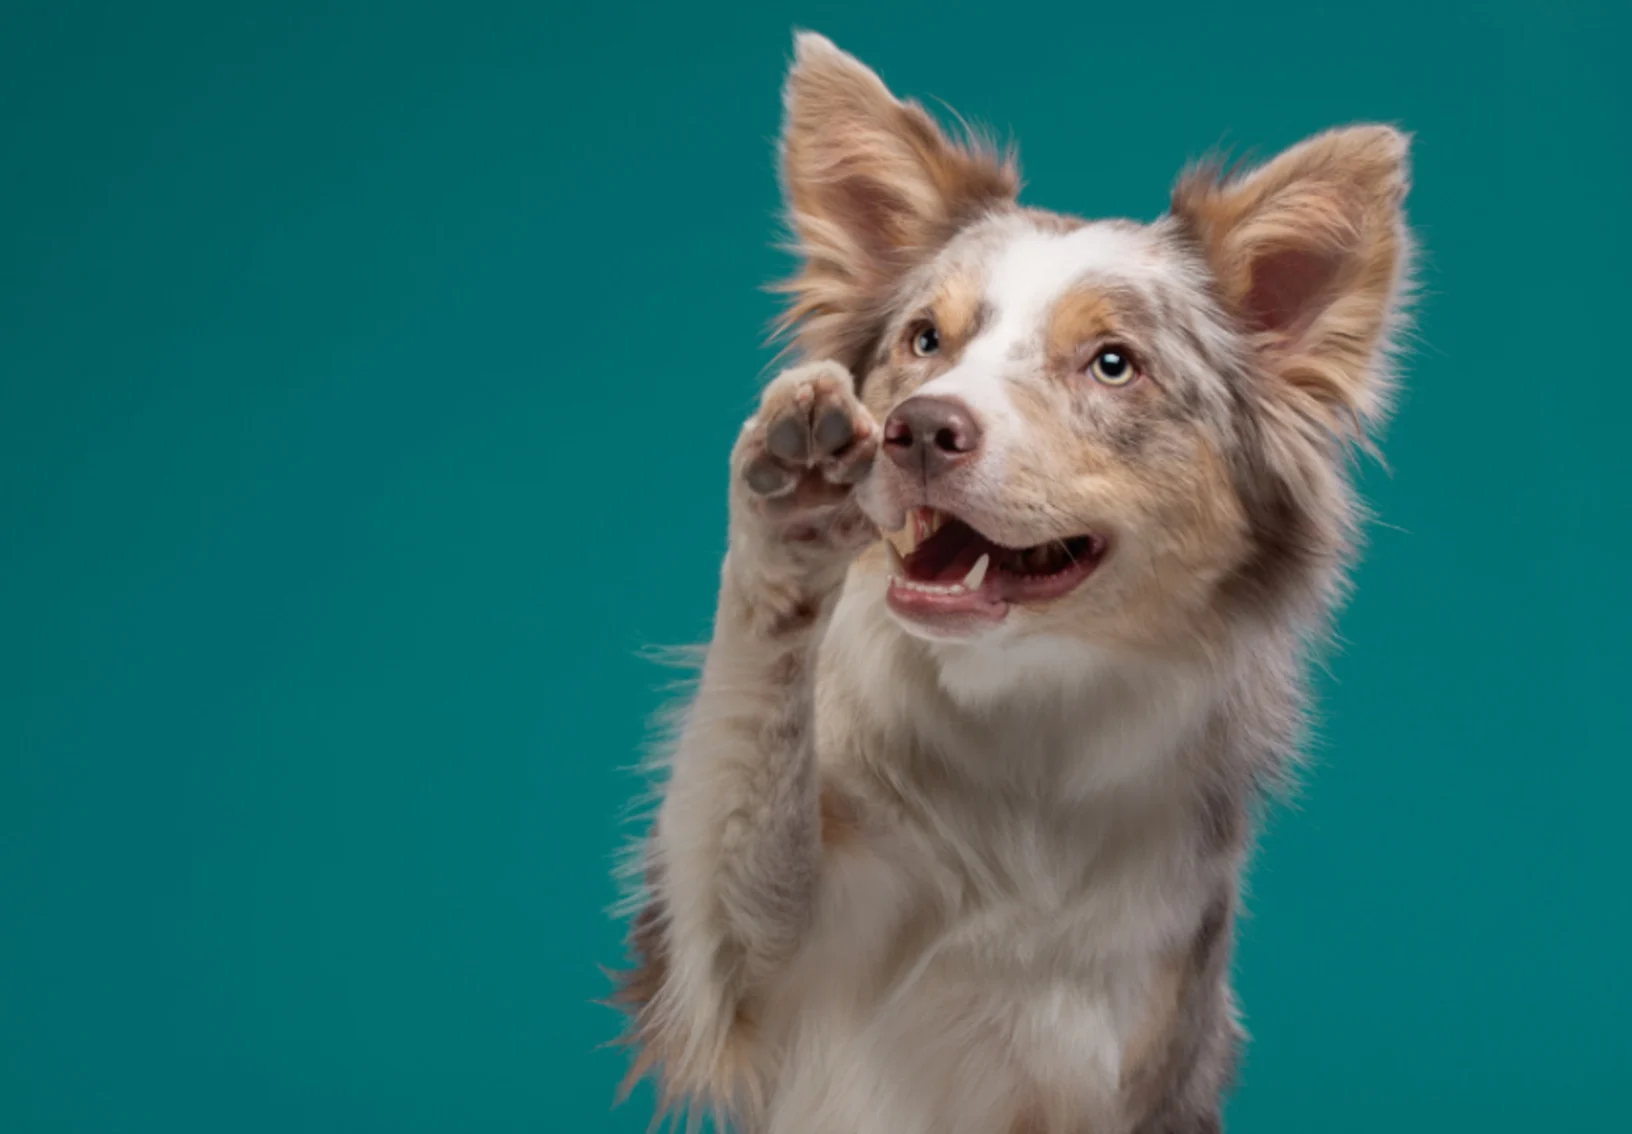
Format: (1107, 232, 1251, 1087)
(734, 360, 879, 547)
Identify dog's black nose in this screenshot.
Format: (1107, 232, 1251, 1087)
(882, 395, 982, 480)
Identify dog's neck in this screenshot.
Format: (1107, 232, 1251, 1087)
(823, 566, 1235, 808)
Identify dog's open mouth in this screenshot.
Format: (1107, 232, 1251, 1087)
(885, 507, 1107, 624)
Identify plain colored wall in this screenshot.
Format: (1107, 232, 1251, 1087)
(3, 1, 1627, 1129)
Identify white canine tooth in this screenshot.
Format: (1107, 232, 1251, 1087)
(962, 553, 990, 591)
(885, 540, 905, 578)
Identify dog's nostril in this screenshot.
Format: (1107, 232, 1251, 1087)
(883, 395, 981, 477)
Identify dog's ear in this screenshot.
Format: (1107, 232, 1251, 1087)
(1172, 127, 1412, 433)
(776, 33, 1019, 369)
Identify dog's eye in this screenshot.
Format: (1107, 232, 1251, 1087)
(1089, 347, 1136, 386)
(910, 323, 941, 357)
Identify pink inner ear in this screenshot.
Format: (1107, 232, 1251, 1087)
(1244, 247, 1343, 336)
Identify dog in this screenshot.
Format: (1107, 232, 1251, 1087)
(612, 31, 1414, 1134)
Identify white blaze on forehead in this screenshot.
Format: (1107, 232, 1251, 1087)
(980, 222, 1157, 354)
(916, 221, 1159, 446)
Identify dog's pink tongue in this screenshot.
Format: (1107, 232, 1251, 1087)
(904, 522, 990, 583)
(935, 538, 990, 583)
(900, 522, 972, 580)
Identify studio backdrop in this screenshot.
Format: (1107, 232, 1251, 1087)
(2, 1, 1627, 1131)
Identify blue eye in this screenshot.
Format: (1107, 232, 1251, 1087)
(1089, 348, 1135, 386)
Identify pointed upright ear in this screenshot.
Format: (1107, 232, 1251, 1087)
(777, 33, 1019, 368)
(1172, 126, 1413, 432)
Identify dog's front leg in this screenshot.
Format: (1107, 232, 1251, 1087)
(627, 360, 878, 1109)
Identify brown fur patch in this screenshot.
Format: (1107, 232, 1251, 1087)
(819, 781, 864, 847)
(1121, 895, 1238, 1131)
(1117, 436, 1248, 650)
(766, 597, 821, 639)
(930, 267, 987, 349)
(614, 900, 668, 1015)
(607, 862, 671, 1098)
(1122, 959, 1185, 1088)
(1046, 287, 1120, 365)
(610, 884, 768, 1114)
(1107, 436, 1250, 650)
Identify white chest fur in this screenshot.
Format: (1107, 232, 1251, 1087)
(762, 579, 1220, 1133)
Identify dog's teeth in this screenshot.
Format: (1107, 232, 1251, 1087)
(962, 553, 990, 591)
(885, 541, 905, 578)
(894, 577, 969, 596)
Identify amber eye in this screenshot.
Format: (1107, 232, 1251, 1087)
(1089, 347, 1136, 386)
(910, 323, 941, 357)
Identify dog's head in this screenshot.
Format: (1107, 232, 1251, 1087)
(778, 34, 1412, 653)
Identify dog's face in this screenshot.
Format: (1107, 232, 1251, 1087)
(779, 35, 1411, 651)
(853, 215, 1258, 651)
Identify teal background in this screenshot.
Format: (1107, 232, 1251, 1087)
(3, 1, 1627, 1130)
